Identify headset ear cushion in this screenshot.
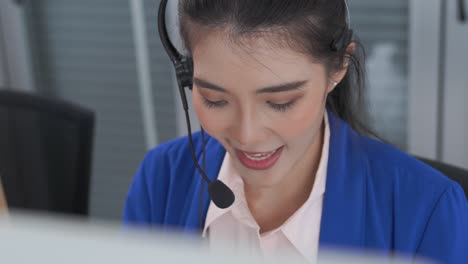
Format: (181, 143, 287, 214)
(186, 57, 194, 89)
(345, 29, 353, 47)
(176, 56, 194, 89)
(330, 29, 353, 52)
(187, 57, 193, 75)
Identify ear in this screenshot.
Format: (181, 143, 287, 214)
(327, 42, 356, 93)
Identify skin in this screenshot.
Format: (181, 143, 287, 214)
(190, 29, 349, 233)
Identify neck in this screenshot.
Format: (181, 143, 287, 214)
(244, 119, 325, 233)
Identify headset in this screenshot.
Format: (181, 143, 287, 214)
(157, 0, 235, 210)
(157, 0, 352, 212)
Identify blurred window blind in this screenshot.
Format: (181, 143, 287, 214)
(349, 0, 409, 150)
(28, 0, 176, 219)
(143, 0, 178, 142)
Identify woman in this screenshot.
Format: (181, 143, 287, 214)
(123, 0, 468, 262)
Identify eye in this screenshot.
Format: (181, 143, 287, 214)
(267, 100, 296, 112)
(202, 97, 227, 109)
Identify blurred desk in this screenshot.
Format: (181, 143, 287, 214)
(0, 213, 432, 264)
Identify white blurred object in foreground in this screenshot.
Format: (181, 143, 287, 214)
(0, 212, 433, 264)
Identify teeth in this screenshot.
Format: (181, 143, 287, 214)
(243, 149, 277, 161)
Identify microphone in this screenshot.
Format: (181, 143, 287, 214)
(158, 0, 235, 209)
(184, 108, 235, 209)
(209, 180, 235, 209)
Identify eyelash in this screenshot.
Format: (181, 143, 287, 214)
(267, 100, 296, 112)
(202, 97, 296, 113)
(202, 98, 227, 109)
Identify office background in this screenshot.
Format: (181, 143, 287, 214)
(0, 0, 467, 220)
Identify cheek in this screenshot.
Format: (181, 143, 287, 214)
(271, 98, 324, 140)
(192, 90, 205, 120)
(192, 90, 228, 137)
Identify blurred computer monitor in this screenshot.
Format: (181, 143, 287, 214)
(0, 212, 432, 264)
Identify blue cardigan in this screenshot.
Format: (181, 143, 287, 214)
(123, 112, 468, 263)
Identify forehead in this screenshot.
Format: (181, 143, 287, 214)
(191, 30, 325, 89)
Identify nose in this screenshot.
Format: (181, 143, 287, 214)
(229, 107, 265, 148)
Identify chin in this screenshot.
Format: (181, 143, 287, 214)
(237, 165, 287, 187)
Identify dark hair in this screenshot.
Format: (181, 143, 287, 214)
(178, 0, 373, 136)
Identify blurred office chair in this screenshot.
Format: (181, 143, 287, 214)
(0, 178, 7, 213)
(0, 89, 95, 216)
(417, 157, 468, 200)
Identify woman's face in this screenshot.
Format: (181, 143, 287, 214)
(191, 31, 339, 189)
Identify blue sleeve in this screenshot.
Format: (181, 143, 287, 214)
(122, 154, 152, 226)
(416, 183, 468, 263)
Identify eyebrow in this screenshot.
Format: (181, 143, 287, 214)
(193, 77, 308, 94)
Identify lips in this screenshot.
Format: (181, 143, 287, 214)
(235, 146, 284, 170)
